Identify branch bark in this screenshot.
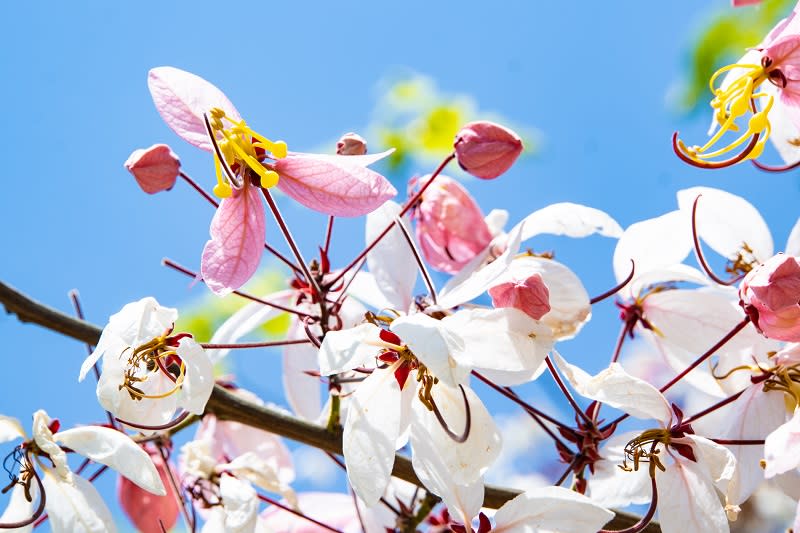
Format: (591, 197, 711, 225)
(0, 280, 659, 532)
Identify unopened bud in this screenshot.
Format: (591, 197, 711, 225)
(124, 144, 180, 194)
(336, 132, 368, 155)
(488, 272, 551, 320)
(454, 121, 523, 179)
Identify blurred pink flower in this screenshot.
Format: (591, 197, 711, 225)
(124, 144, 180, 194)
(412, 175, 493, 274)
(453, 121, 523, 179)
(740, 253, 800, 341)
(118, 447, 180, 533)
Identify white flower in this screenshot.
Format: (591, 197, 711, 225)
(79, 297, 214, 431)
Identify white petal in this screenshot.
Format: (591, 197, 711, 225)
(764, 407, 800, 478)
(346, 271, 395, 311)
(677, 186, 773, 263)
(686, 435, 736, 491)
(613, 211, 692, 287)
(32, 411, 70, 482)
(0, 416, 25, 444)
(0, 481, 37, 533)
(763, 82, 800, 166)
(786, 216, 800, 257)
(442, 307, 553, 377)
(43, 473, 117, 533)
(221, 452, 296, 507)
(588, 432, 653, 508)
(107, 297, 177, 349)
(437, 221, 526, 309)
(97, 367, 178, 433)
(513, 202, 623, 242)
(318, 323, 381, 375)
(390, 313, 469, 387)
(411, 383, 500, 485)
(177, 338, 214, 415)
(206, 290, 293, 362)
(365, 201, 417, 312)
(552, 352, 672, 424)
(493, 486, 614, 533)
(656, 459, 729, 533)
(625, 264, 711, 299)
(485, 209, 509, 236)
(343, 367, 402, 505)
(283, 318, 322, 420)
(54, 425, 165, 495)
(219, 475, 260, 533)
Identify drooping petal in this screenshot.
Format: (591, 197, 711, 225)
(201, 183, 266, 296)
(32, 411, 70, 482)
(274, 152, 397, 217)
(283, 318, 323, 420)
(0, 415, 25, 443)
(147, 66, 240, 152)
(764, 407, 800, 478)
(493, 486, 614, 533)
(511, 202, 623, 243)
(365, 200, 417, 311)
(685, 435, 736, 492)
(677, 187, 773, 263)
(442, 307, 553, 379)
(588, 432, 653, 508)
(552, 352, 672, 424)
(318, 323, 382, 375)
(655, 459, 730, 533)
(54, 425, 165, 495)
(390, 313, 469, 388)
(218, 475, 260, 533)
(176, 337, 214, 415)
(206, 290, 294, 362)
(343, 367, 402, 505)
(43, 472, 117, 533)
(0, 481, 36, 533)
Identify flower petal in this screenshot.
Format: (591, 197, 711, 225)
(0, 481, 37, 533)
(147, 66, 240, 152)
(176, 338, 214, 415)
(493, 486, 614, 533)
(318, 323, 381, 375)
(365, 201, 417, 311)
(0, 415, 25, 444)
(218, 475, 259, 533)
(283, 318, 323, 420)
(55, 425, 165, 495)
(201, 183, 266, 296)
(274, 153, 397, 217)
(43, 472, 117, 533)
(511, 202, 623, 242)
(390, 313, 469, 387)
(764, 407, 800, 478)
(655, 459, 729, 533)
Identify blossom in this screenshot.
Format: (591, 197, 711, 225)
(0, 410, 165, 533)
(146, 66, 397, 294)
(740, 253, 800, 341)
(674, 2, 800, 167)
(79, 297, 214, 431)
(453, 121, 523, 179)
(124, 144, 180, 194)
(411, 174, 493, 274)
(118, 446, 180, 533)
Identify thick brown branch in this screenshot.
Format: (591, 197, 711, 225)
(0, 280, 658, 531)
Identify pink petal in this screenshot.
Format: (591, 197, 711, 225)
(124, 144, 180, 194)
(201, 184, 265, 295)
(488, 272, 551, 320)
(118, 450, 180, 533)
(732, 0, 761, 6)
(274, 153, 397, 216)
(147, 66, 241, 152)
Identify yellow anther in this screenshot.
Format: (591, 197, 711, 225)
(271, 140, 288, 159)
(260, 170, 279, 189)
(213, 182, 232, 198)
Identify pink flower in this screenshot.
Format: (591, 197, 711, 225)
(732, 0, 761, 6)
(740, 253, 800, 341)
(124, 144, 180, 194)
(336, 132, 368, 155)
(118, 447, 179, 533)
(412, 175, 493, 274)
(488, 271, 551, 320)
(453, 121, 523, 179)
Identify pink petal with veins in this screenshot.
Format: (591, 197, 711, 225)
(201, 184, 265, 296)
(488, 272, 551, 320)
(147, 66, 241, 152)
(274, 152, 397, 216)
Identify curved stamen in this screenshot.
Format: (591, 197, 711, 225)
(590, 260, 635, 304)
(302, 316, 322, 348)
(598, 477, 658, 533)
(752, 158, 800, 173)
(203, 112, 241, 190)
(0, 453, 46, 529)
(115, 410, 191, 431)
(673, 130, 760, 169)
(428, 385, 471, 444)
(690, 195, 741, 286)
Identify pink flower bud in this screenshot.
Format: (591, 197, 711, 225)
(453, 121, 523, 179)
(124, 144, 181, 194)
(740, 253, 800, 341)
(413, 175, 493, 274)
(118, 448, 180, 533)
(488, 272, 551, 320)
(336, 132, 368, 155)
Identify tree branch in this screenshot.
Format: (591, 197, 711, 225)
(0, 280, 659, 532)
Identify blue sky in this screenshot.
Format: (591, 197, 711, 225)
(2, 1, 798, 530)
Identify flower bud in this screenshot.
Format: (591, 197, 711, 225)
(336, 132, 368, 155)
(118, 448, 179, 533)
(739, 253, 800, 341)
(453, 121, 523, 179)
(124, 144, 180, 194)
(413, 175, 493, 274)
(489, 272, 551, 320)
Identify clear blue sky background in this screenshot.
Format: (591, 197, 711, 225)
(2, 1, 798, 530)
